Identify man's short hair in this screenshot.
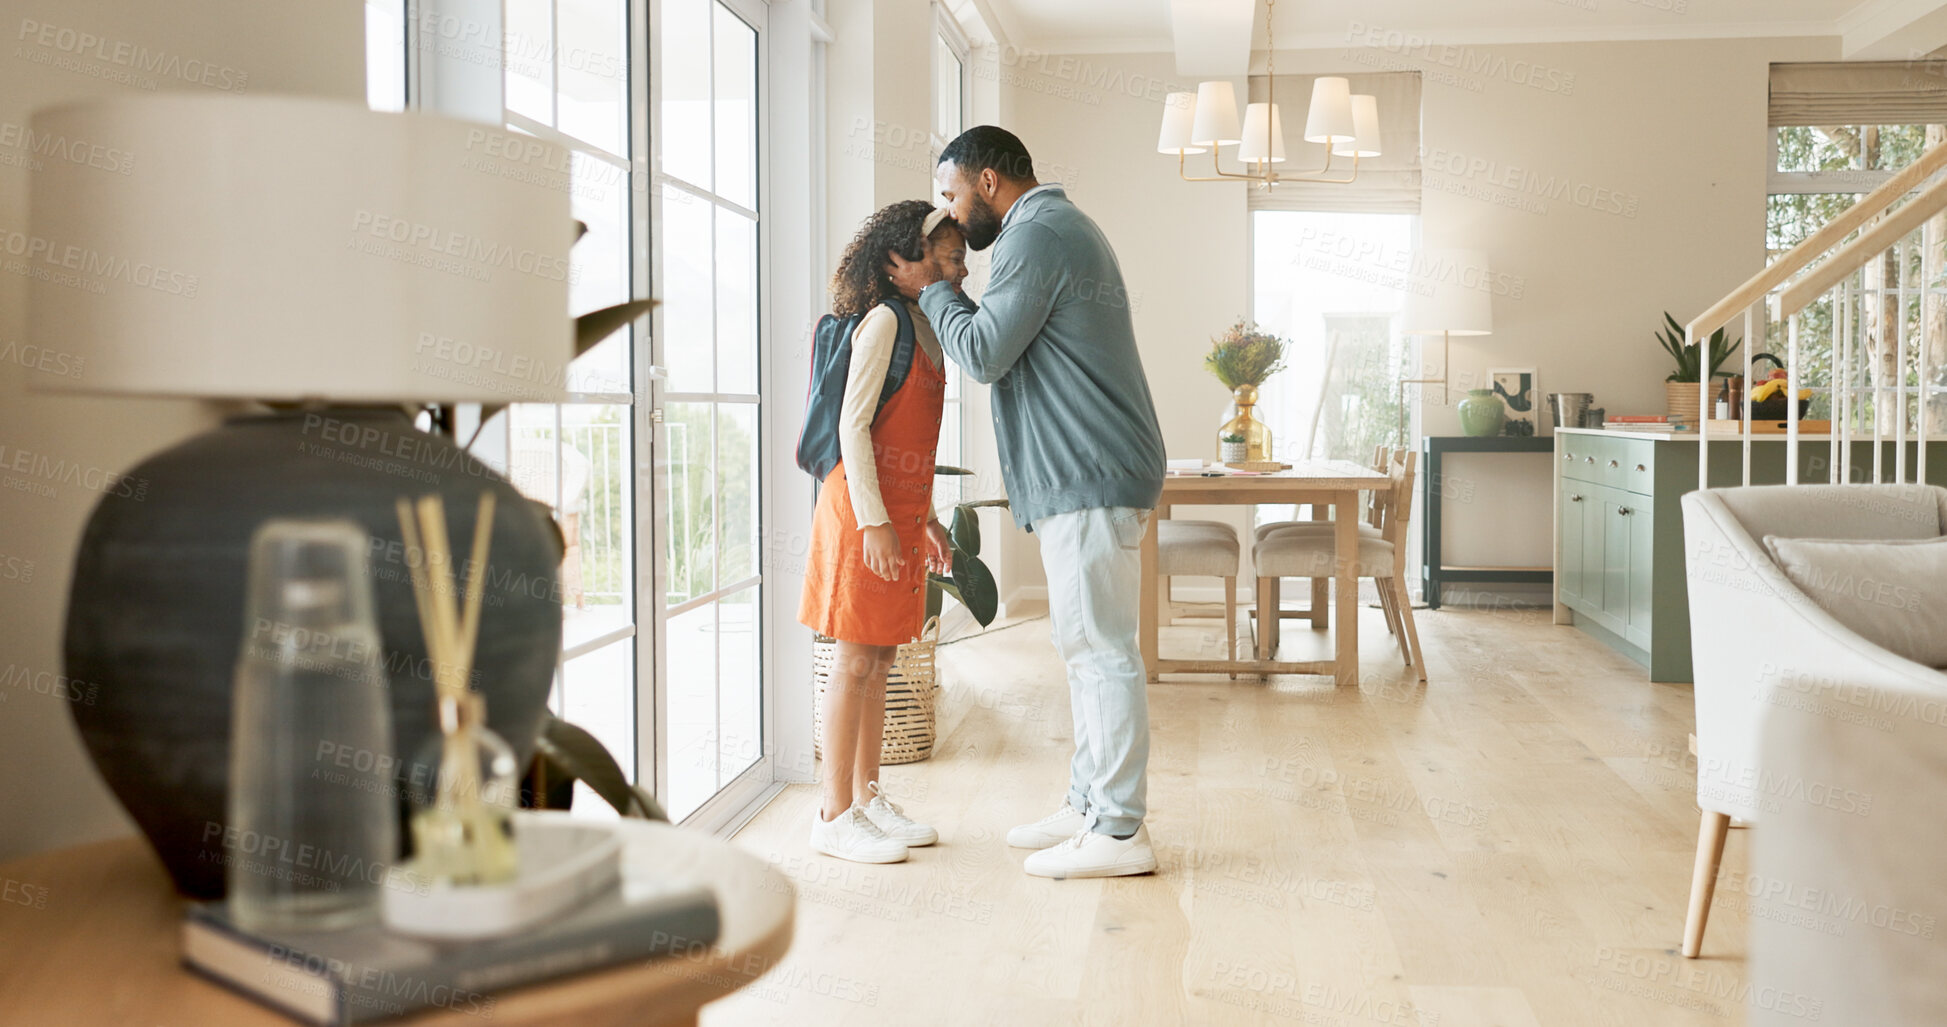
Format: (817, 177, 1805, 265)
(937, 126, 1035, 182)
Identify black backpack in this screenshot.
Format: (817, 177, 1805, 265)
(795, 300, 917, 480)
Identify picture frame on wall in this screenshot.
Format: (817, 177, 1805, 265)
(1489, 368, 1538, 436)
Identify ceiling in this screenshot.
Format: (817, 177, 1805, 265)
(976, 0, 1947, 64)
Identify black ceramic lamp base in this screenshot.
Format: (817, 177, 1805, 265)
(64, 408, 562, 898)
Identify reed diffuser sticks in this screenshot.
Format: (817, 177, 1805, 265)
(395, 492, 518, 886)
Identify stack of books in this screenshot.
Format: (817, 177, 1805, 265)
(1604, 415, 1681, 433)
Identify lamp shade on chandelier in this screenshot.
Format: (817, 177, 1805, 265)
(1158, 0, 1380, 187)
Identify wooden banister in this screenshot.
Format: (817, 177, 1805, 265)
(1778, 169, 1947, 317)
(1687, 140, 1947, 339)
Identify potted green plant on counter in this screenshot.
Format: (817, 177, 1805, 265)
(1654, 311, 1740, 425)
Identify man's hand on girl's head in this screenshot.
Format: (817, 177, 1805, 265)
(885, 249, 943, 299)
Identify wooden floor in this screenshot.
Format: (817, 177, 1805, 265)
(707, 602, 1750, 1027)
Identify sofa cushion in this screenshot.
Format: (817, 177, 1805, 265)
(1763, 534, 1947, 666)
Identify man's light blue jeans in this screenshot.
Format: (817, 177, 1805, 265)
(1034, 505, 1150, 837)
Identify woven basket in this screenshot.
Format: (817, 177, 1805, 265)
(812, 617, 941, 765)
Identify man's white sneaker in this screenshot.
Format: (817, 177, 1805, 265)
(1006, 803, 1088, 849)
(863, 781, 937, 846)
(810, 804, 909, 864)
(1022, 825, 1158, 879)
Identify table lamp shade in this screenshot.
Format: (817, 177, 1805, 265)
(27, 95, 573, 403)
(1401, 248, 1494, 336)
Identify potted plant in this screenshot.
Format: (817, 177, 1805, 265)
(1219, 433, 1247, 464)
(1654, 311, 1740, 424)
(1205, 319, 1287, 462)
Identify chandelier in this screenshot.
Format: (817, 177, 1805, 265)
(1155, 0, 1380, 187)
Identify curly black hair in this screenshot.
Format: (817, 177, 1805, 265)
(830, 199, 951, 318)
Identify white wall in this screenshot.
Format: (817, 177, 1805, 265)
(0, 1, 364, 860)
(996, 35, 1834, 601)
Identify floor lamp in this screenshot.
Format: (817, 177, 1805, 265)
(1397, 249, 1495, 446)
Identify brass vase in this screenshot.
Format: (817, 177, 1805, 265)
(1217, 384, 1274, 463)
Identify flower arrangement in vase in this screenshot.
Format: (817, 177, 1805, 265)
(1205, 319, 1287, 463)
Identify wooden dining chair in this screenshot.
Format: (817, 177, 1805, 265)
(1251, 449, 1425, 679)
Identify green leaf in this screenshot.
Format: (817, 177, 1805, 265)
(576, 299, 660, 357)
(532, 715, 668, 821)
(950, 547, 1000, 627)
(950, 505, 981, 558)
(928, 573, 964, 609)
(934, 465, 975, 476)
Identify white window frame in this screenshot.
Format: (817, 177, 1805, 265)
(1767, 127, 1900, 196)
(931, 3, 972, 512)
(647, 0, 776, 832)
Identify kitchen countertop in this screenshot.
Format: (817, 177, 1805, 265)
(1557, 427, 1854, 442)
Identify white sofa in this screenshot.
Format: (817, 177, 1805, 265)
(1679, 484, 1947, 963)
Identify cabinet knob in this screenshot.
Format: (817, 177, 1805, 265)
(1618, 507, 1633, 516)
(1636, 464, 1646, 472)
(1585, 456, 1595, 463)
(1569, 494, 1583, 502)
(1608, 460, 1619, 468)
(1563, 452, 1573, 460)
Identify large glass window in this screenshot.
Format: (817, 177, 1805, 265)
(931, 6, 970, 514)
(1767, 124, 1946, 434)
(656, 0, 763, 822)
(1252, 210, 1418, 465)
(364, 0, 405, 112)
(473, 0, 641, 813)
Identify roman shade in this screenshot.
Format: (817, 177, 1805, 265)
(1245, 71, 1420, 213)
(1770, 61, 1947, 126)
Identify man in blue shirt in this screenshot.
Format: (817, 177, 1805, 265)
(887, 126, 1166, 879)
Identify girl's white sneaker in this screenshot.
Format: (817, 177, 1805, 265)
(863, 781, 937, 846)
(810, 804, 909, 864)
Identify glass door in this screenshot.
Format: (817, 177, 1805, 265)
(472, 0, 643, 812)
(653, 0, 764, 822)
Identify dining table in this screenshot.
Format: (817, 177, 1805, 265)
(1140, 460, 1392, 686)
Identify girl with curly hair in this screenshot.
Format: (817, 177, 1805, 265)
(799, 199, 968, 864)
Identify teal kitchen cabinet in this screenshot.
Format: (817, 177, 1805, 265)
(1552, 429, 1947, 682)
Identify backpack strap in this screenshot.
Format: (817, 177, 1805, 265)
(872, 299, 918, 424)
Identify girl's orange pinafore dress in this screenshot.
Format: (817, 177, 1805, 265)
(797, 312, 946, 646)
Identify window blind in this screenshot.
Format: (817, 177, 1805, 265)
(1770, 61, 1947, 126)
(1245, 71, 1421, 214)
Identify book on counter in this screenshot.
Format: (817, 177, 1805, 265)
(1605, 415, 1669, 423)
(181, 878, 720, 1025)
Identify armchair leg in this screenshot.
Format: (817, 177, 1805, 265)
(1682, 811, 1732, 958)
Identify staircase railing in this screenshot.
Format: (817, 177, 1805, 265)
(1690, 140, 1947, 488)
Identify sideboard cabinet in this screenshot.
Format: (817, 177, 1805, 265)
(1553, 429, 1947, 682)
